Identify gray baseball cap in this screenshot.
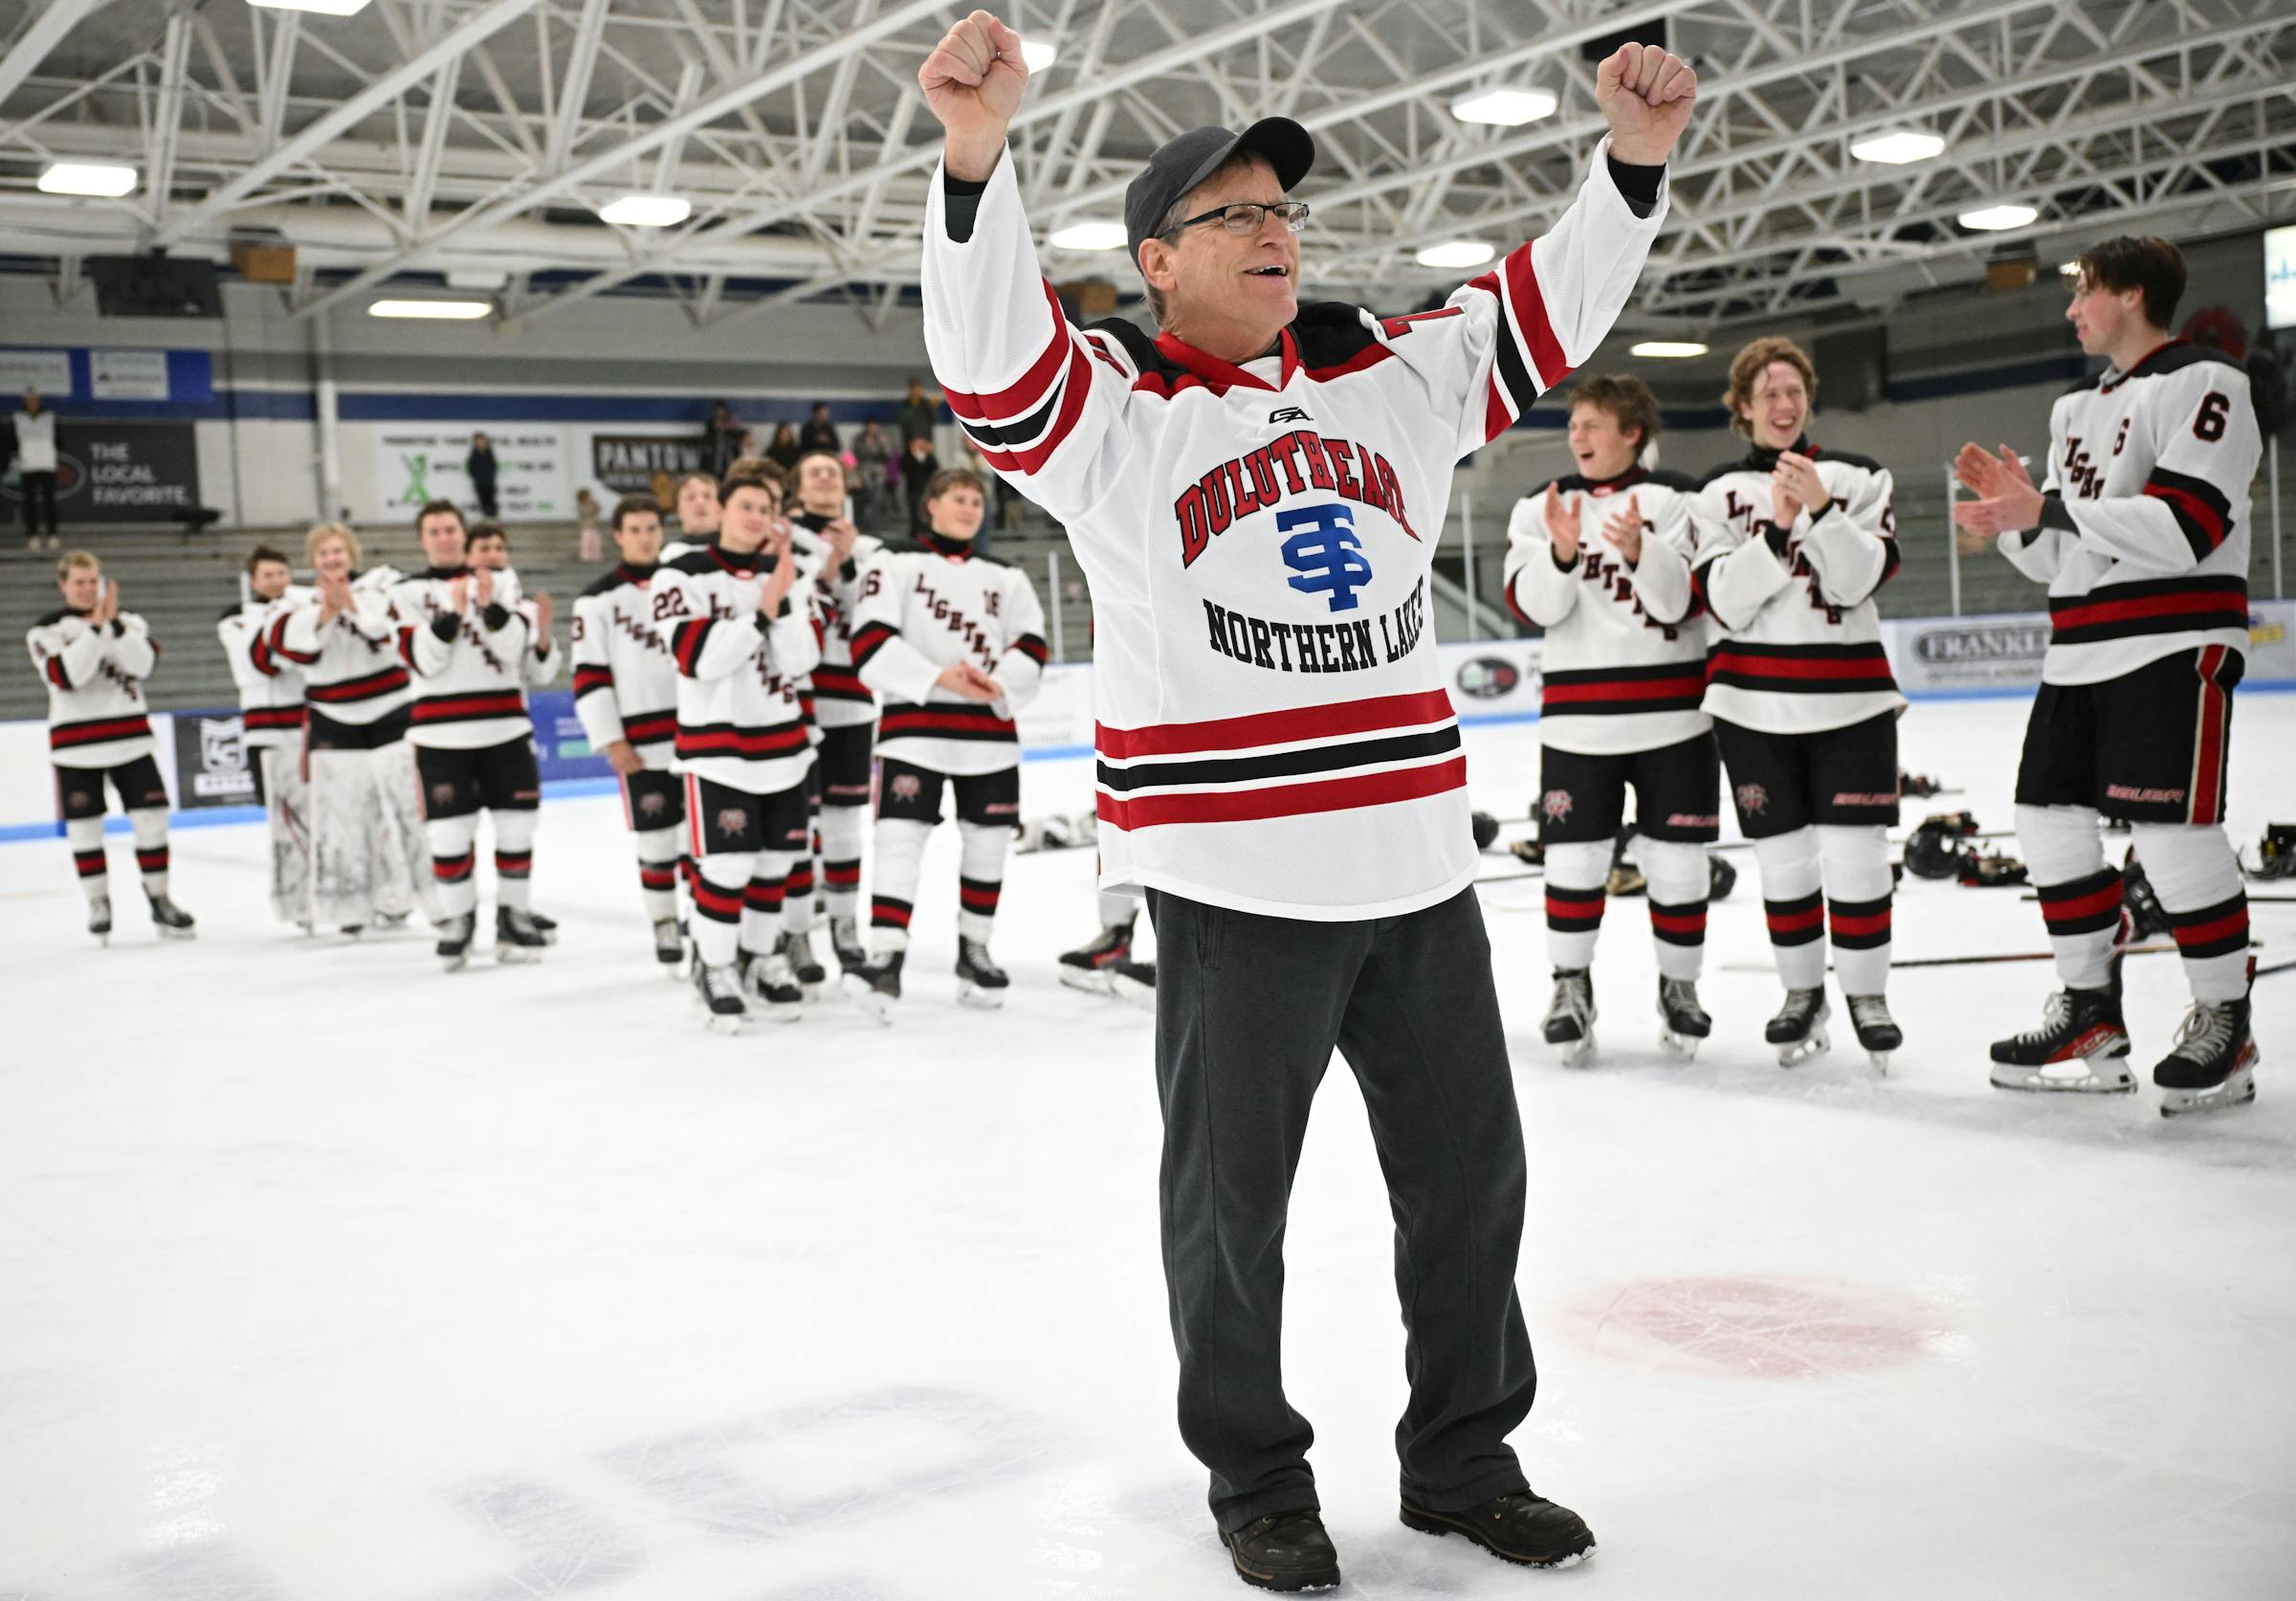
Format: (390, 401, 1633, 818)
(1123, 118, 1315, 269)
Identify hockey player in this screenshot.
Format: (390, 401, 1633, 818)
(845, 467, 1047, 1015)
(663, 471, 721, 561)
(1692, 337, 1905, 1069)
(658, 471, 821, 1029)
(1504, 374, 1715, 1062)
(267, 523, 430, 934)
(919, 12, 1690, 1586)
(27, 550, 194, 941)
(217, 545, 311, 926)
(388, 500, 553, 967)
(573, 495, 687, 968)
(787, 447, 886, 974)
(1954, 234, 2263, 1115)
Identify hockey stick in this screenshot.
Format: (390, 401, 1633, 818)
(2257, 958, 2295, 981)
(2019, 891, 2296, 905)
(1722, 942, 2181, 974)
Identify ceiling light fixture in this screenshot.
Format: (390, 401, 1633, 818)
(1958, 203, 2039, 232)
(600, 193, 693, 228)
(368, 299, 493, 320)
(1049, 221, 1127, 252)
(1849, 129, 1945, 165)
(1415, 239, 1496, 270)
(37, 162, 138, 197)
(1450, 87, 1558, 126)
(1630, 341, 1709, 358)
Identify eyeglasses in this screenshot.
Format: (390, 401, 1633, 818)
(1160, 200, 1312, 238)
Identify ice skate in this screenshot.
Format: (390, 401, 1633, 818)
(845, 948, 903, 1026)
(87, 894, 112, 945)
(778, 929, 826, 1000)
(829, 915, 869, 975)
(1988, 989, 2133, 1094)
(1057, 918, 1135, 994)
(746, 950, 805, 1023)
(372, 909, 409, 931)
(1657, 977, 1711, 1056)
(695, 962, 748, 1033)
(525, 910, 559, 945)
(1543, 968, 1596, 1066)
(1846, 994, 1901, 1072)
(496, 906, 547, 963)
(956, 937, 1010, 1010)
(2154, 997, 2260, 1118)
(435, 913, 476, 970)
(146, 892, 196, 939)
(1111, 957, 1157, 1009)
(651, 917, 685, 972)
(1767, 988, 1830, 1066)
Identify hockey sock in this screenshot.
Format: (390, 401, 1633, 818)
(2018, 804, 2118, 991)
(1753, 826, 1826, 991)
(634, 825, 681, 923)
(427, 812, 480, 922)
(957, 820, 1007, 945)
(1096, 887, 1137, 931)
(129, 807, 170, 897)
(65, 813, 107, 901)
(2131, 823, 2251, 1004)
(690, 855, 750, 969)
(1543, 839, 1609, 970)
(780, 856, 818, 936)
(1819, 824, 1892, 996)
(870, 818, 932, 955)
(820, 804, 866, 923)
(741, 871, 785, 957)
(493, 809, 537, 911)
(1639, 837, 1709, 983)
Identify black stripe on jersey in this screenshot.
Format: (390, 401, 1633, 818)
(960, 380, 1064, 453)
(305, 665, 409, 703)
(878, 702, 1019, 743)
(622, 710, 676, 745)
(307, 704, 410, 749)
(573, 665, 615, 699)
(1708, 640, 1898, 695)
(1010, 633, 1049, 666)
(1489, 309, 1542, 420)
(2143, 466, 2235, 561)
(1539, 659, 1710, 718)
(1097, 724, 1461, 794)
(850, 621, 896, 668)
(2045, 574, 2250, 647)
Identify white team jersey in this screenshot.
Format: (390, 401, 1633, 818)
(2000, 340, 2258, 684)
(658, 545, 823, 795)
(218, 589, 311, 750)
(26, 607, 158, 767)
(387, 565, 545, 750)
(790, 513, 886, 730)
(1504, 466, 1708, 756)
(921, 139, 1663, 919)
(850, 532, 1049, 775)
(1691, 441, 1906, 736)
(571, 562, 679, 767)
(271, 569, 411, 732)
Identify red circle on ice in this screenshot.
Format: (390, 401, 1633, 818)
(1563, 1275, 1946, 1379)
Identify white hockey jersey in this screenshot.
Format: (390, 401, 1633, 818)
(387, 566, 546, 751)
(571, 562, 679, 767)
(850, 532, 1049, 775)
(920, 139, 1664, 919)
(1691, 440, 1906, 735)
(26, 608, 157, 767)
(218, 589, 311, 750)
(1504, 466, 1708, 755)
(790, 512, 886, 730)
(658, 545, 824, 795)
(270, 569, 411, 735)
(2001, 340, 2258, 684)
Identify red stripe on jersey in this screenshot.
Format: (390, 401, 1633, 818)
(412, 692, 524, 723)
(1709, 648, 1892, 681)
(267, 612, 320, 665)
(306, 666, 409, 702)
(673, 618, 715, 677)
(2047, 588, 2249, 632)
(972, 345, 1093, 477)
(879, 709, 1018, 738)
(1096, 754, 1467, 831)
(1097, 687, 1455, 762)
(573, 665, 615, 696)
(943, 279, 1072, 422)
(2145, 479, 2228, 550)
(50, 715, 151, 749)
(245, 706, 305, 731)
(1302, 343, 1394, 383)
(1499, 242, 1571, 389)
(1541, 673, 1708, 705)
(44, 656, 69, 689)
(676, 724, 811, 758)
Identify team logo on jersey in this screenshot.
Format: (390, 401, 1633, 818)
(1541, 789, 1574, 822)
(717, 807, 750, 836)
(1269, 407, 1313, 424)
(890, 773, 921, 801)
(1279, 505, 1374, 613)
(1735, 782, 1769, 816)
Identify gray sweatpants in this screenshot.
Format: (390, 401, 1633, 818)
(1145, 884, 1537, 1534)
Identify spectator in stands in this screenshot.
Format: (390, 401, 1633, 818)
(465, 432, 500, 518)
(853, 419, 894, 530)
(798, 402, 841, 455)
(12, 388, 59, 550)
(899, 434, 940, 536)
(896, 377, 939, 446)
(704, 401, 744, 477)
(575, 487, 604, 562)
(766, 422, 804, 474)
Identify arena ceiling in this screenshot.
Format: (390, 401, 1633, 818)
(1, 0, 2291, 334)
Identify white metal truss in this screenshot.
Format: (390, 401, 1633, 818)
(0, 0, 2288, 330)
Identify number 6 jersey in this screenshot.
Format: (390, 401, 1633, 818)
(1999, 340, 2258, 683)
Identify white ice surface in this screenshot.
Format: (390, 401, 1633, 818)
(4, 696, 2294, 1601)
